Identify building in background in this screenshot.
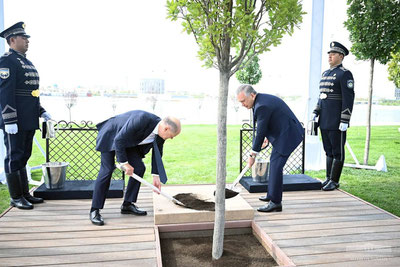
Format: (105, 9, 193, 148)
(140, 79, 165, 94)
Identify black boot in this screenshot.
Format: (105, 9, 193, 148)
(6, 172, 33, 210)
(321, 156, 333, 187)
(20, 167, 44, 204)
(322, 159, 343, 191)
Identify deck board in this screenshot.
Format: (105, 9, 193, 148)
(1, 185, 399, 266)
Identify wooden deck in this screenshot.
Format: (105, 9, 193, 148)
(1, 186, 399, 266)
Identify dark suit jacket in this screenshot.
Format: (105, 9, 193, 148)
(95, 110, 164, 175)
(253, 94, 304, 156)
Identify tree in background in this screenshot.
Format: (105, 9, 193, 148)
(388, 52, 400, 89)
(344, 0, 400, 165)
(63, 91, 78, 122)
(167, 0, 304, 259)
(235, 49, 262, 85)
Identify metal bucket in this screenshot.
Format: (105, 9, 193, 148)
(42, 162, 69, 189)
(252, 158, 270, 183)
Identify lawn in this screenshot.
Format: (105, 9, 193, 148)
(1, 125, 399, 217)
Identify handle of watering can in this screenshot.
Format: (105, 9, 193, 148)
(232, 164, 250, 187)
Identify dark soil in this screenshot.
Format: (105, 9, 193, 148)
(174, 193, 215, 211)
(225, 188, 239, 199)
(161, 234, 277, 267)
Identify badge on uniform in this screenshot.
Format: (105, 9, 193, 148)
(320, 93, 327, 99)
(347, 80, 354, 89)
(0, 68, 10, 79)
(31, 89, 40, 97)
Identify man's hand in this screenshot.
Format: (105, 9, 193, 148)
(122, 163, 134, 177)
(261, 138, 269, 149)
(339, 122, 348, 132)
(153, 175, 161, 194)
(247, 154, 256, 167)
(5, 124, 18, 134)
(41, 112, 52, 121)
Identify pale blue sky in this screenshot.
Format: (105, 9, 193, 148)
(1, 0, 396, 98)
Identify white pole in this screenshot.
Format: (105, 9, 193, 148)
(0, 0, 6, 184)
(304, 0, 326, 171)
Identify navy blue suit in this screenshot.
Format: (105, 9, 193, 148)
(253, 94, 304, 203)
(0, 49, 46, 173)
(92, 110, 165, 209)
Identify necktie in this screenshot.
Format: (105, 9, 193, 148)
(153, 136, 168, 184)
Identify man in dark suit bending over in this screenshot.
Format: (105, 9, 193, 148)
(237, 85, 304, 212)
(90, 110, 181, 225)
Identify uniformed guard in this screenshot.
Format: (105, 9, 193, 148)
(313, 41, 355, 191)
(0, 22, 52, 209)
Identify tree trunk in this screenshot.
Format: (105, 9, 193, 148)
(212, 70, 230, 260)
(363, 58, 374, 165)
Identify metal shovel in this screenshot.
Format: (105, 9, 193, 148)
(116, 164, 185, 206)
(224, 164, 250, 199)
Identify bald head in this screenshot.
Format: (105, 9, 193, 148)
(158, 116, 181, 140)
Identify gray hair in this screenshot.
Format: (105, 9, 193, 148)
(163, 116, 179, 133)
(236, 84, 257, 96)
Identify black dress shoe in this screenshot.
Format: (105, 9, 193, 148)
(257, 201, 282, 212)
(10, 197, 33, 210)
(259, 195, 270, 202)
(322, 180, 339, 191)
(90, 210, 104, 226)
(321, 178, 331, 188)
(24, 194, 44, 204)
(121, 203, 147, 216)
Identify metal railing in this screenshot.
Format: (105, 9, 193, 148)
(240, 123, 305, 176)
(46, 120, 123, 181)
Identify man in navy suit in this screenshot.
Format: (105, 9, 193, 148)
(237, 85, 304, 212)
(90, 110, 181, 225)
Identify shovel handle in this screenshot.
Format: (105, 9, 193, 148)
(232, 165, 250, 187)
(117, 164, 183, 206)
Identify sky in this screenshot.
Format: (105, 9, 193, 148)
(1, 0, 396, 99)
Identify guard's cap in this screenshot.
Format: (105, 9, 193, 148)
(328, 41, 349, 56)
(0, 22, 30, 39)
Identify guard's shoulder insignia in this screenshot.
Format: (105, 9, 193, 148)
(0, 68, 10, 79)
(340, 66, 348, 72)
(1, 52, 12, 58)
(347, 80, 354, 89)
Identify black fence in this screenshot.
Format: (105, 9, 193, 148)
(240, 123, 305, 176)
(46, 120, 123, 181)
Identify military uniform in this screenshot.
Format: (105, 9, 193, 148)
(0, 22, 48, 209)
(314, 41, 355, 191)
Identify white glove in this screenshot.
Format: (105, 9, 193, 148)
(5, 123, 18, 134)
(339, 122, 348, 131)
(41, 112, 52, 121)
(312, 114, 319, 122)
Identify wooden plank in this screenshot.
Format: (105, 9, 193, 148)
(296, 256, 400, 267)
(256, 213, 394, 227)
(42, 258, 158, 267)
(276, 231, 400, 248)
(253, 209, 383, 221)
(0, 241, 156, 258)
(0, 227, 154, 242)
(0, 222, 155, 234)
(257, 218, 400, 233)
(0, 234, 155, 249)
(0, 250, 157, 266)
(291, 246, 400, 265)
(269, 225, 400, 240)
(283, 239, 400, 256)
(0, 215, 154, 228)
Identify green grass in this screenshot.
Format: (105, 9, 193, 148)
(1, 125, 399, 217)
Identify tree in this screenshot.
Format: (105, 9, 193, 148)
(344, 0, 400, 165)
(167, 0, 304, 260)
(388, 51, 400, 89)
(235, 49, 262, 85)
(63, 90, 78, 122)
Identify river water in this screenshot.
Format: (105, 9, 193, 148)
(41, 96, 400, 126)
